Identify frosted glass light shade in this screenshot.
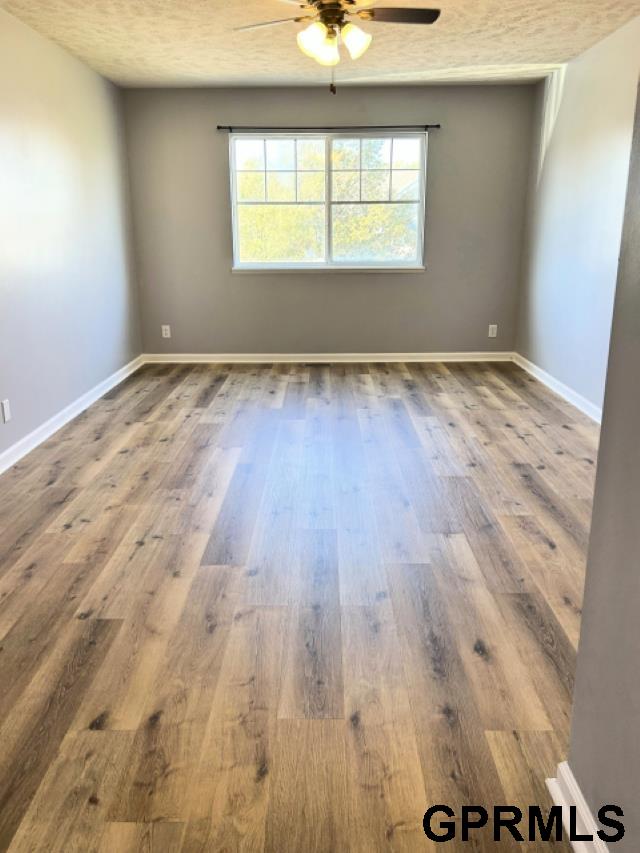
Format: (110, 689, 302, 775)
(313, 34, 340, 66)
(297, 21, 329, 58)
(341, 22, 372, 60)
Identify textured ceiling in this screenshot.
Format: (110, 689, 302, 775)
(3, 0, 640, 86)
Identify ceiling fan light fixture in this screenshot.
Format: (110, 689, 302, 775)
(311, 30, 341, 66)
(341, 22, 372, 60)
(296, 21, 329, 59)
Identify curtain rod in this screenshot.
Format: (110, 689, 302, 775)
(216, 124, 440, 132)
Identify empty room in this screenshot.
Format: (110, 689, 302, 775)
(1, 0, 640, 850)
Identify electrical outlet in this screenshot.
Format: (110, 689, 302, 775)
(488, 324, 498, 339)
(161, 325, 171, 339)
(1, 399, 11, 424)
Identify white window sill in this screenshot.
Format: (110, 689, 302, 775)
(231, 265, 427, 275)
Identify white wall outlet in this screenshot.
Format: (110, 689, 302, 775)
(1, 399, 11, 424)
(161, 325, 171, 339)
(488, 324, 498, 338)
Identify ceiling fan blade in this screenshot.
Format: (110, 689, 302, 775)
(366, 8, 441, 24)
(233, 16, 309, 32)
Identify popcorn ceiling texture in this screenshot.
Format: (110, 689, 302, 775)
(3, 0, 640, 85)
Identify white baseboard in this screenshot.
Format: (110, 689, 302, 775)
(143, 351, 515, 365)
(0, 351, 510, 476)
(547, 762, 609, 853)
(146, 351, 603, 424)
(0, 355, 145, 476)
(0, 349, 601, 476)
(513, 353, 602, 423)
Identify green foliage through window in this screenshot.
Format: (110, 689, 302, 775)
(231, 133, 426, 267)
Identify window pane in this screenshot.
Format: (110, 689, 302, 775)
(391, 170, 420, 201)
(238, 205, 325, 263)
(332, 171, 360, 202)
(331, 203, 420, 263)
(231, 133, 425, 268)
(237, 172, 265, 202)
(297, 138, 325, 170)
(267, 171, 296, 202)
(266, 138, 295, 170)
(392, 137, 421, 169)
(331, 139, 360, 170)
(235, 139, 264, 170)
(298, 172, 325, 202)
(362, 138, 391, 170)
(361, 171, 390, 202)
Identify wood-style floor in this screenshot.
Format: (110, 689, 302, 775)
(0, 362, 598, 851)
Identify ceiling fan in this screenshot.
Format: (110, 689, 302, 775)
(235, 1, 441, 67)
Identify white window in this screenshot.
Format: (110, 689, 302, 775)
(229, 132, 428, 271)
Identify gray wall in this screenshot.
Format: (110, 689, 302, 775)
(123, 85, 535, 355)
(517, 17, 640, 410)
(569, 84, 640, 850)
(0, 9, 141, 455)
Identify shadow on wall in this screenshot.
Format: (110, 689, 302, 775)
(536, 66, 567, 184)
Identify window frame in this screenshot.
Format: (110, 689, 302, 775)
(229, 130, 428, 272)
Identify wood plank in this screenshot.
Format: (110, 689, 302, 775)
(341, 604, 429, 851)
(99, 821, 185, 852)
(201, 461, 268, 566)
(511, 463, 590, 552)
(386, 562, 505, 808)
(106, 565, 240, 821)
(432, 534, 552, 731)
(8, 730, 134, 853)
(243, 420, 304, 606)
(358, 407, 429, 563)
(0, 486, 77, 573)
(0, 619, 122, 849)
(181, 606, 287, 850)
(486, 729, 568, 815)
(333, 403, 389, 607)
(264, 720, 350, 853)
(0, 560, 106, 721)
(445, 477, 530, 593)
(499, 514, 585, 649)
(278, 604, 344, 720)
(69, 536, 205, 732)
(494, 592, 576, 738)
(0, 362, 598, 850)
(0, 533, 71, 640)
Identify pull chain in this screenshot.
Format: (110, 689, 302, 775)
(329, 66, 337, 95)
